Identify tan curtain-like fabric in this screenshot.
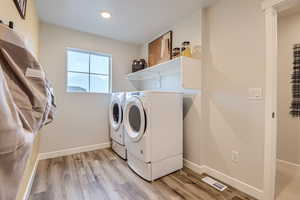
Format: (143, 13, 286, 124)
(0, 24, 55, 200)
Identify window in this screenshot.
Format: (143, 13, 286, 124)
(66, 48, 111, 93)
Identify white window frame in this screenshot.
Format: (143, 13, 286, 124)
(66, 48, 112, 94)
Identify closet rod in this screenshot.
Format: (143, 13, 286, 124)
(0, 20, 14, 29)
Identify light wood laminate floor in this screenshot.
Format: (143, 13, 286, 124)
(29, 148, 257, 200)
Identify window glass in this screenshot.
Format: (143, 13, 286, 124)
(66, 49, 111, 93)
(129, 105, 141, 132)
(90, 74, 109, 93)
(90, 54, 110, 74)
(113, 104, 120, 123)
(67, 51, 89, 73)
(67, 72, 89, 92)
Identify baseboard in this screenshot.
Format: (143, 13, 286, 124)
(22, 157, 39, 200)
(38, 142, 111, 160)
(203, 166, 263, 200)
(183, 159, 205, 174)
(277, 159, 300, 168)
(183, 159, 263, 200)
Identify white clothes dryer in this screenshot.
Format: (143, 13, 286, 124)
(109, 92, 127, 159)
(124, 91, 183, 181)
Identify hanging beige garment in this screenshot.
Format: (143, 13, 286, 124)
(0, 24, 55, 200)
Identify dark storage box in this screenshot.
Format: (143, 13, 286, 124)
(132, 59, 147, 72)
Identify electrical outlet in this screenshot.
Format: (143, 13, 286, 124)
(231, 151, 239, 163)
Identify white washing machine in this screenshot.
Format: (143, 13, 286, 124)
(124, 91, 183, 181)
(109, 92, 127, 159)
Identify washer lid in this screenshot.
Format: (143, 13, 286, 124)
(124, 96, 146, 142)
(109, 98, 123, 131)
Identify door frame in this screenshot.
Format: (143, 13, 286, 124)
(262, 0, 300, 199)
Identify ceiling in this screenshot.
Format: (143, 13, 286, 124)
(279, 3, 300, 17)
(36, 0, 212, 44)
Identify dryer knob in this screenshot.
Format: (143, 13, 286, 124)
(140, 150, 143, 154)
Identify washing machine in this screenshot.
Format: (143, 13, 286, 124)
(109, 92, 127, 159)
(124, 91, 183, 181)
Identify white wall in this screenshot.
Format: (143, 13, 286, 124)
(39, 23, 139, 153)
(203, 0, 265, 189)
(277, 12, 300, 165)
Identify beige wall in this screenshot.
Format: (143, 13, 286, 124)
(0, 0, 40, 199)
(0, 0, 39, 56)
(175, 9, 203, 166)
(203, 0, 265, 189)
(277, 12, 300, 165)
(139, 9, 204, 166)
(140, 9, 202, 61)
(139, 1, 266, 191)
(39, 23, 139, 153)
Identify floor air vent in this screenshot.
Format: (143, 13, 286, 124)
(201, 176, 228, 192)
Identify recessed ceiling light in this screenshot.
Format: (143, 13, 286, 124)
(101, 11, 112, 19)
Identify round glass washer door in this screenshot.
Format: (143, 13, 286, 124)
(109, 99, 122, 131)
(124, 96, 146, 142)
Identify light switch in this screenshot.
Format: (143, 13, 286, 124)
(248, 88, 263, 100)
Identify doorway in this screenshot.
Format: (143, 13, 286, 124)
(263, 1, 300, 200)
(275, 6, 300, 200)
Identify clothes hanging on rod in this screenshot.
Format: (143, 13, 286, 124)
(0, 23, 55, 200)
(290, 44, 300, 117)
(0, 20, 14, 29)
